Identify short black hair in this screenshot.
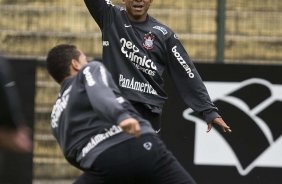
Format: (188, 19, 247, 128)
(46, 44, 81, 83)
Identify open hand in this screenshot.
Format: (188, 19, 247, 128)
(207, 117, 232, 133)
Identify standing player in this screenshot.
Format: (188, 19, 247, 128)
(46, 44, 197, 184)
(83, 0, 232, 134)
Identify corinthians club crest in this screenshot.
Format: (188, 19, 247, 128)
(143, 32, 155, 50)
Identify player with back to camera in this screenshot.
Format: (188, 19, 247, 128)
(46, 44, 197, 184)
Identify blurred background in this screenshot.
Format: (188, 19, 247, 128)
(0, 0, 281, 183)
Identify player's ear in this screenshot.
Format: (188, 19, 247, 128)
(71, 59, 81, 71)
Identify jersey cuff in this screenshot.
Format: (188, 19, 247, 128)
(202, 110, 221, 123)
(116, 113, 132, 125)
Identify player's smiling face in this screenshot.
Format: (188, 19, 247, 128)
(123, 0, 153, 22)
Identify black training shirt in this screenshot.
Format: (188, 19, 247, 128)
(50, 62, 154, 170)
(84, 0, 220, 123)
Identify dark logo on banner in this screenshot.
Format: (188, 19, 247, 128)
(183, 78, 282, 175)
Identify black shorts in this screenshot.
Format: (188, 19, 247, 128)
(74, 134, 196, 184)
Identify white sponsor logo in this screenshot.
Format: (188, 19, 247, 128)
(105, 0, 114, 6)
(153, 26, 168, 35)
(51, 86, 72, 128)
(172, 46, 194, 79)
(124, 24, 132, 28)
(119, 74, 158, 95)
(184, 78, 282, 176)
(103, 41, 109, 47)
(83, 66, 96, 87)
(120, 38, 157, 76)
(82, 125, 122, 157)
(99, 65, 109, 87)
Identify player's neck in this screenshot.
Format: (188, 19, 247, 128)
(127, 13, 149, 23)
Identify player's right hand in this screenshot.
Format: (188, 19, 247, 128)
(119, 118, 141, 138)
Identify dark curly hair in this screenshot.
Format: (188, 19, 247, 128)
(46, 44, 81, 84)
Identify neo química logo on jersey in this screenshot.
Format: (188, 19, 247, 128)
(183, 78, 282, 176)
(120, 38, 157, 76)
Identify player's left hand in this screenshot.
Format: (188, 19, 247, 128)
(119, 118, 141, 137)
(207, 117, 232, 133)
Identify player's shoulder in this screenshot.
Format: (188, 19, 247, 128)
(88, 60, 103, 66)
(82, 61, 103, 71)
(78, 61, 104, 82)
(149, 16, 174, 37)
(77, 61, 96, 72)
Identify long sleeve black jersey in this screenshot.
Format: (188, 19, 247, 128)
(50, 61, 154, 170)
(84, 0, 220, 123)
(0, 57, 25, 128)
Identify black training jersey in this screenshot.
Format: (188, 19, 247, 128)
(50, 61, 154, 170)
(84, 0, 220, 123)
